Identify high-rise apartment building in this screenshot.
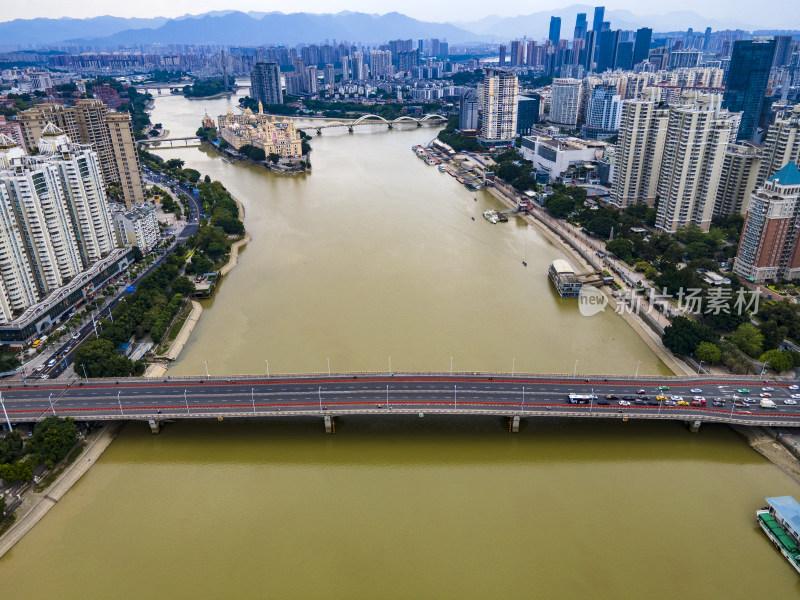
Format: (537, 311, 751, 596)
(668, 51, 702, 70)
(758, 104, 800, 186)
(722, 39, 776, 141)
(0, 125, 119, 322)
(352, 51, 365, 81)
(370, 50, 392, 78)
(655, 92, 740, 232)
(510, 41, 524, 67)
(611, 95, 669, 208)
(323, 64, 335, 89)
(713, 142, 762, 218)
(549, 17, 562, 46)
(478, 68, 518, 145)
(250, 62, 283, 105)
(733, 162, 800, 282)
(549, 78, 582, 126)
(18, 100, 144, 207)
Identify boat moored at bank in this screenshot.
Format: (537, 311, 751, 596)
(757, 496, 800, 575)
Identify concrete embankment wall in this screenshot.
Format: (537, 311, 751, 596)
(0, 422, 123, 559)
(485, 184, 693, 377)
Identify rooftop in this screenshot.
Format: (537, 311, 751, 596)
(767, 496, 800, 538)
(769, 162, 800, 187)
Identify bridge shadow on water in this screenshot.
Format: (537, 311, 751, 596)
(101, 415, 765, 468)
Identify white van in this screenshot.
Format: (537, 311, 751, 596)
(760, 399, 777, 409)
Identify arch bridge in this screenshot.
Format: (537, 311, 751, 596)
(306, 114, 447, 135)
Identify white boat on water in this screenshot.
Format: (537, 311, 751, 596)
(483, 210, 499, 224)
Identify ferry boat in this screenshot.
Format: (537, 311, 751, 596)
(757, 497, 800, 574)
(548, 259, 582, 297)
(483, 210, 499, 224)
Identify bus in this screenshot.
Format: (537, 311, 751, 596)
(567, 394, 597, 404)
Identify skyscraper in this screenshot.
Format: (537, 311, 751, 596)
(549, 17, 562, 46)
(499, 45, 506, 67)
(614, 41, 634, 71)
(632, 28, 652, 66)
(773, 36, 794, 68)
(459, 89, 479, 131)
(517, 95, 541, 135)
(592, 6, 605, 34)
(722, 39, 776, 141)
(596, 30, 619, 73)
(574, 13, 588, 40)
(478, 68, 518, 144)
(757, 105, 800, 185)
(585, 84, 622, 138)
(250, 62, 283, 106)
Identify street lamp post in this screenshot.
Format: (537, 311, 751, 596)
(635, 361, 641, 380)
(698, 361, 703, 375)
(81, 364, 88, 382)
(118, 390, 123, 416)
(521, 385, 525, 412)
(327, 357, 330, 377)
(454, 385, 457, 410)
(49, 393, 55, 415)
(512, 358, 515, 376)
(265, 360, 269, 378)
(450, 356, 453, 376)
(184, 389, 189, 414)
(386, 384, 389, 410)
(0, 393, 12, 432)
(319, 386, 323, 411)
(203, 360, 210, 380)
(252, 388, 255, 413)
(590, 387, 594, 415)
(573, 360, 578, 377)
(389, 356, 392, 375)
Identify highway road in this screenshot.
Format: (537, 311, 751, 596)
(3, 375, 800, 428)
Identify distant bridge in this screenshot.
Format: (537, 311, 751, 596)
(133, 84, 247, 94)
(138, 137, 202, 148)
(304, 114, 448, 134)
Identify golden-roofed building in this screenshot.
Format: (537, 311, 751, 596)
(218, 103, 302, 158)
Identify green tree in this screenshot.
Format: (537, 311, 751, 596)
(166, 158, 185, 170)
(239, 145, 266, 162)
(171, 276, 195, 296)
(267, 153, 280, 164)
(544, 194, 575, 218)
(27, 416, 79, 467)
(728, 323, 764, 358)
(760, 349, 794, 372)
(661, 316, 719, 355)
(606, 238, 634, 262)
(0, 430, 23, 464)
(695, 341, 722, 364)
(585, 216, 616, 239)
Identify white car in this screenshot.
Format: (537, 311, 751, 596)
(670, 395, 683, 401)
(790, 385, 799, 390)
(784, 399, 798, 405)
(690, 388, 703, 393)
(693, 396, 706, 401)
(72, 333, 80, 340)
(55, 325, 66, 332)
(791, 394, 800, 399)
(664, 399, 677, 406)
(35, 364, 44, 372)
(618, 400, 631, 405)
(762, 387, 774, 391)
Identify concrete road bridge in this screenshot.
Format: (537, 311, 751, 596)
(137, 137, 202, 148)
(304, 114, 447, 135)
(2, 373, 799, 434)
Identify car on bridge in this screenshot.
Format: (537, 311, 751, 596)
(690, 388, 703, 393)
(618, 400, 631, 405)
(659, 386, 670, 391)
(760, 393, 772, 398)
(606, 395, 619, 400)
(762, 387, 775, 391)
(677, 400, 690, 406)
(637, 389, 646, 394)
(691, 397, 706, 406)
(664, 399, 677, 406)
(785, 399, 798, 405)
(713, 400, 724, 407)
(790, 385, 799, 390)
(737, 388, 750, 394)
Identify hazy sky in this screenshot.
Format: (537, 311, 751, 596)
(1, 0, 794, 24)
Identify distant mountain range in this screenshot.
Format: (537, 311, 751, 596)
(0, 8, 797, 49)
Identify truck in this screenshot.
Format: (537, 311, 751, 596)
(760, 398, 777, 409)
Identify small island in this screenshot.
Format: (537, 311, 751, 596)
(197, 104, 311, 174)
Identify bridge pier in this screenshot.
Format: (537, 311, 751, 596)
(387, 123, 393, 129)
(324, 415, 334, 433)
(316, 128, 322, 135)
(686, 420, 702, 434)
(148, 418, 163, 434)
(509, 415, 520, 433)
(416, 122, 422, 127)
(347, 126, 353, 133)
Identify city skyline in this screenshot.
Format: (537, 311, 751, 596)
(1, 2, 798, 30)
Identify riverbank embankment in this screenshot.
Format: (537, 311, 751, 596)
(732, 425, 800, 485)
(484, 184, 694, 377)
(0, 422, 123, 559)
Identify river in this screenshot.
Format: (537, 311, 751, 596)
(1, 88, 799, 598)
